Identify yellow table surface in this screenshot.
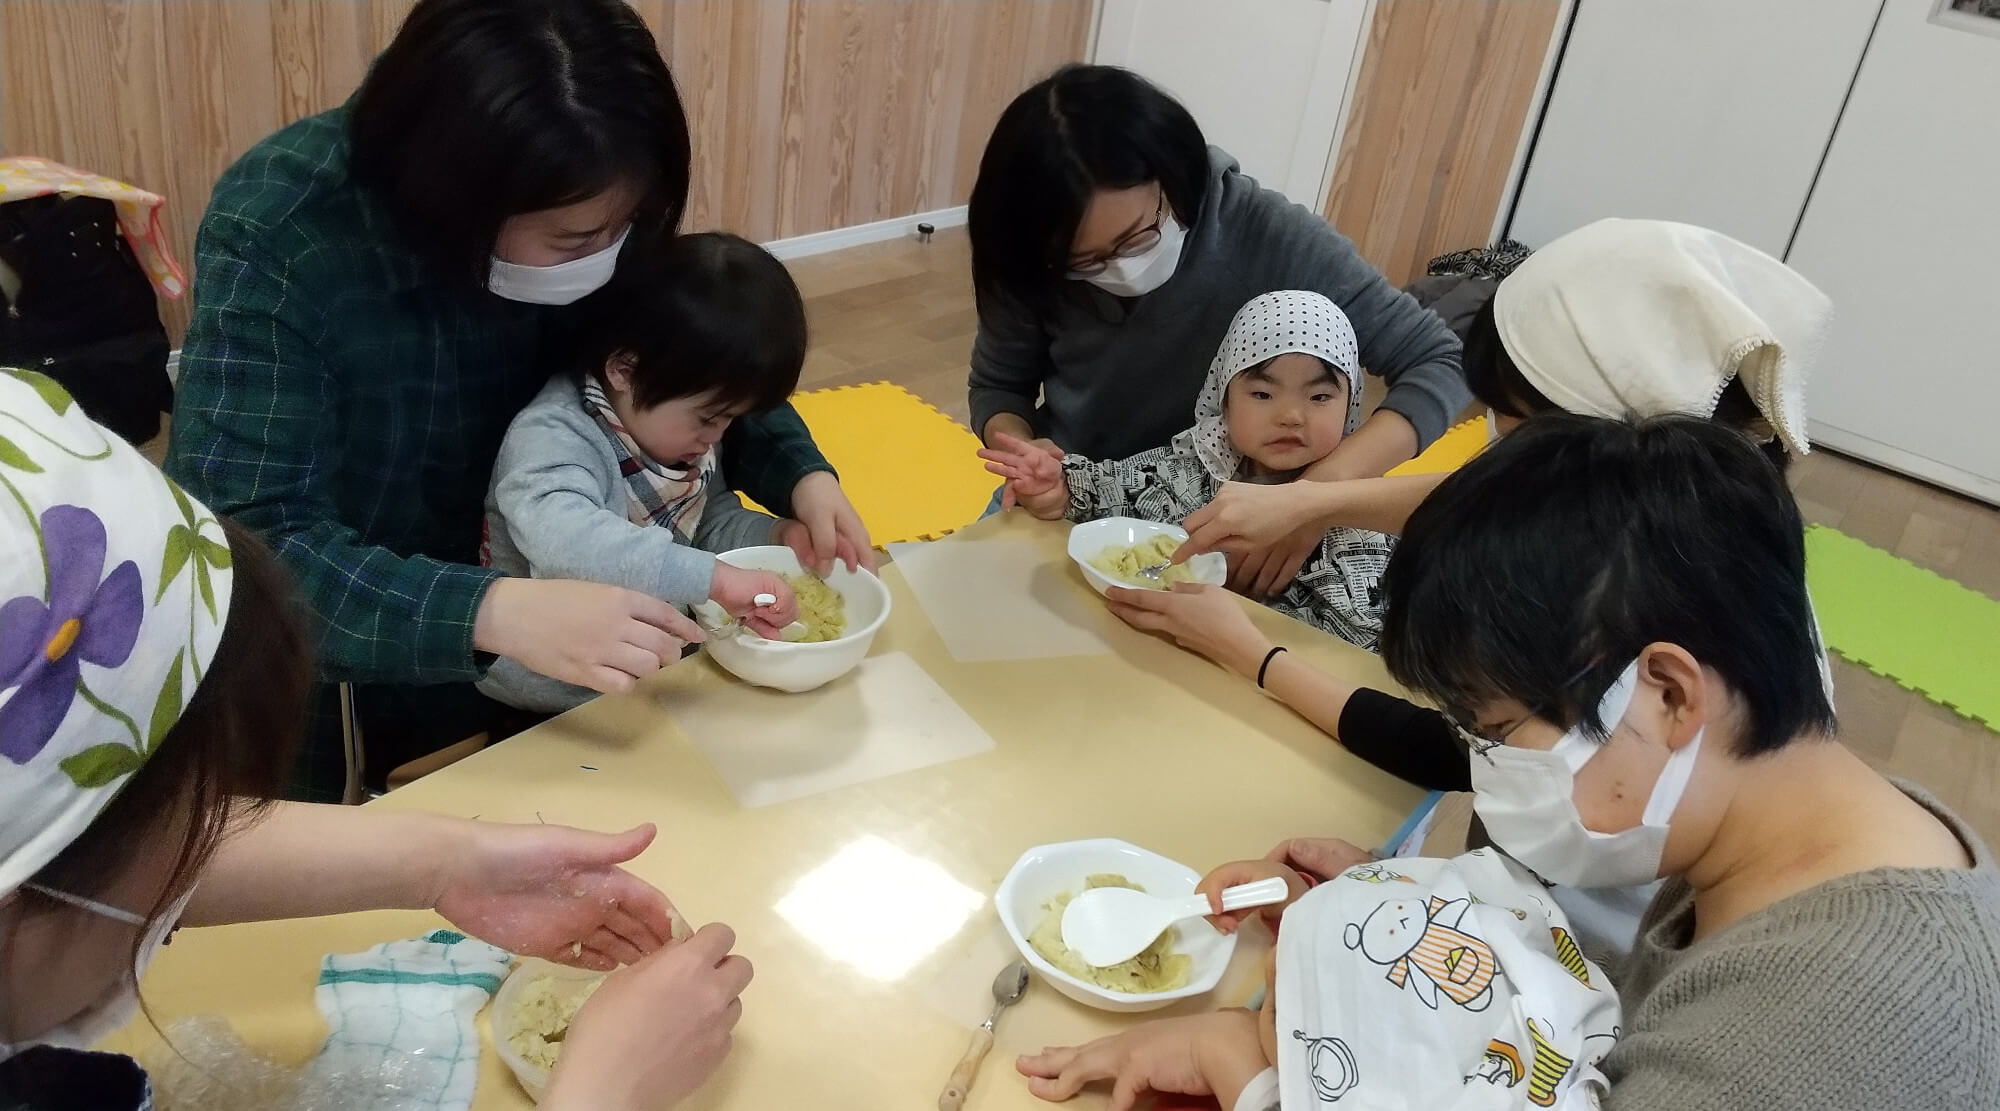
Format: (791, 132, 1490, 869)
(110, 513, 1422, 1109)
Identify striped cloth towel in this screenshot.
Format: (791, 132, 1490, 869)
(304, 930, 513, 1111)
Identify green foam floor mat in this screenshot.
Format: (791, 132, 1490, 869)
(1806, 525, 2000, 731)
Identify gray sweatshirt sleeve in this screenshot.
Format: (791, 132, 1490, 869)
(690, 456, 782, 556)
(968, 294, 1055, 443)
(1234, 185, 1469, 448)
(1061, 446, 1215, 526)
(490, 406, 717, 606)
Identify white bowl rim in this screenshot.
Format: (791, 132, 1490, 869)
(711, 545, 892, 653)
(996, 836, 1234, 1005)
(1065, 519, 1228, 592)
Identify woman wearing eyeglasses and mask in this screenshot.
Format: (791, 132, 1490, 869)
(965, 64, 1467, 598)
(1016, 415, 1999, 1111)
(165, 0, 875, 801)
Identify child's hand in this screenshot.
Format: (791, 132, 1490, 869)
(773, 519, 820, 580)
(977, 432, 1069, 520)
(1196, 859, 1310, 934)
(709, 562, 797, 638)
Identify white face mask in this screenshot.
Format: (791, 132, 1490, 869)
(486, 227, 630, 306)
(0, 886, 187, 1061)
(1071, 213, 1187, 298)
(1470, 660, 1704, 888)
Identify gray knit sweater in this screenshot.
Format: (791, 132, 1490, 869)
(1601, 784, 2000, 1110)
(968, 148, 1468, 461)
(477, 375, 780, 712)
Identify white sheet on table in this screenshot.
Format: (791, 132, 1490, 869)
(675, 651, 994, 808)
(887, 539, 1113, 662)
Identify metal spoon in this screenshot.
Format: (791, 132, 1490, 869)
(938, 961, 1030, 1111)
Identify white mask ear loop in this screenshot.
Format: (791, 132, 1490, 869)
(21, 883, 147, 928)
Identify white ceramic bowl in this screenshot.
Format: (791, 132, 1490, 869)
(697, 545, 891, 693)
(489, 958, 606, 1102)
(995, 838, 1237, 1013)
(1066, 518, 1229, 598)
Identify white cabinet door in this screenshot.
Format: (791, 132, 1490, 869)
(1093, 0, 1369, 206)
(1786, 0, 2000, 503)
(1507, 0, 1880, 255)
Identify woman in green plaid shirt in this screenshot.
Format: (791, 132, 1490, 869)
(165, 0, 875, 800)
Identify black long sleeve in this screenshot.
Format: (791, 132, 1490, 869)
(1337, 687, 1473, 793)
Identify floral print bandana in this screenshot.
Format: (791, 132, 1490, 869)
(0, 369, 230, 897)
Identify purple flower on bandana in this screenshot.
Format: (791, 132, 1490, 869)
(0, 505, 143, 763)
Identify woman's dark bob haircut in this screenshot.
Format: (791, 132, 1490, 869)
(349, 0, 692, 287)
(967, 64, 1210, 315)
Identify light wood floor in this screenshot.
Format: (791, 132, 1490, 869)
(783, 228, 2000, 849)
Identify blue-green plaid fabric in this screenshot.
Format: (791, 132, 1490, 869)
(166, 107, 830, 796)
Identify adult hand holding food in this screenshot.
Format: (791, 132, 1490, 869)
(474, 577, 703, 696)
(542, 923, 755, 1111)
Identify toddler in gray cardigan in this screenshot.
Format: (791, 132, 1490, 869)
(480, 234, 816, 712)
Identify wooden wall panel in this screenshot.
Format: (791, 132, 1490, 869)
(0, 0, 1091, 338)
(1324, 0, 1564, 286)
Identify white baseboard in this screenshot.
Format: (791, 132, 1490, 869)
(761, 205, 967, 261)
(161, 208, 969, 375)
(1810, 421, 2000, 507)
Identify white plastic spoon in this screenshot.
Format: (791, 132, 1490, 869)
(1060, 877, 1291, 968)
(693, 596, 808, 642)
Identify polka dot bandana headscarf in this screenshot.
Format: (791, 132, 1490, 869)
(1172, 290, 1362, 483)
(0, 370, 231, 897)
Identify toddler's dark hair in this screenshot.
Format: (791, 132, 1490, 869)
(582, 232, 807, 412)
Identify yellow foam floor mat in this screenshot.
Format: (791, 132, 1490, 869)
(1387, 416, 1488, 477)
(751, 382, 993, 546)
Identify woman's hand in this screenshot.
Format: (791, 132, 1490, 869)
(1264, 836, 1375, 884)
(978, 432, 1069, 519)
(1230, 525, 1322, 599)
(432, 821, 681, 971)
(1017, 1011, 1269, 1111)
(474, 577, 703, 695)
(710, 562, 798, 639)
(1104, 584, 1274, 677)
(1178, 481, 1330, 559)
(542, 923, 753, 1111)
(1196, 859, 1310, 934)
(789, 471, 877, 575)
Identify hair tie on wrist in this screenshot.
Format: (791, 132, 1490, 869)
(1257, 646, 1288, 689)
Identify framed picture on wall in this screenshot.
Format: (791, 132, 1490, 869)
(1938, 0, 2000, 34)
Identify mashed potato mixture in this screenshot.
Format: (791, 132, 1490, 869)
(506, 975, 603, 1071)
(1028, 874, 1193, 994)
(781, 572, 848, 642)
(1089, 535, 1198, 590)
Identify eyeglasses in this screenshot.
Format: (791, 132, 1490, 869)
(1445, 660, 1602, 763)
(1066, 191, 1167, 276)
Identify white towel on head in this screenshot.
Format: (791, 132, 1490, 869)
(1493, 218, 1831, 457)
